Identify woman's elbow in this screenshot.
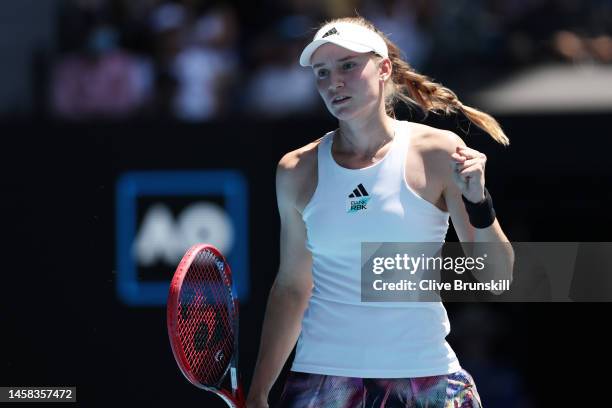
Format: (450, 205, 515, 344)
(270, 279, 312, 304)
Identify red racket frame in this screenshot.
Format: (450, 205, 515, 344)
(167, 243, 245, 408)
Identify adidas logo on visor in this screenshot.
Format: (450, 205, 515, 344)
(322, 27, 338, 38)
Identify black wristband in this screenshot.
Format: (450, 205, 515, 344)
(462, 187, 496, 229)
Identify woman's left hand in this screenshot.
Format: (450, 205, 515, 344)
(451, 146, 487, 203)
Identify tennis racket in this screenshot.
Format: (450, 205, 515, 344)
(167, 243, 245, 408)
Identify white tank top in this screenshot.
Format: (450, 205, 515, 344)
(291, 119, 462, 378)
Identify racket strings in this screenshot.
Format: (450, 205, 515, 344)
(177, 250, 235, 386)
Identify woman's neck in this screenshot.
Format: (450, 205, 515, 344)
(336, 114, 396, 156)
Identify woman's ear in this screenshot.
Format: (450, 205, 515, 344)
(379, 57, 392, 82)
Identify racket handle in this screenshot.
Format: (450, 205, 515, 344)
(231, 369, 246, 408)
(214, 389, 245, 408)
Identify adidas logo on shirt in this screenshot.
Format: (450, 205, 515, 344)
(347, 183, 370, 213)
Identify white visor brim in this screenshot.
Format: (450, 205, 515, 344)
(299, 38, 377, 67)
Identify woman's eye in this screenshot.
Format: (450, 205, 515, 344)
(343, 62, 356, 70)
(316, 70, 329, 78)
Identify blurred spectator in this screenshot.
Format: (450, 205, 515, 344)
(318, 0, 361, 18)
(553, 31, 612, 63)
(360, 0, 433, 69)
(268, 0, 357, 20)
(423, 0, 511, 88)
(505, 0, 612, 65)
(46, 0, 611, 121)
(243, 16, 319, 118)
(149, 1, 240, 121)
(51, 23, 154, 119)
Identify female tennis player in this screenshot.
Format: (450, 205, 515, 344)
(247, 16, 513, 408)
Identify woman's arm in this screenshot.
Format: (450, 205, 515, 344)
(246, 155, 314, 408)
(441, 133, 515, 292)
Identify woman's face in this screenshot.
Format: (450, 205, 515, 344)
(310, 43, 389, 121)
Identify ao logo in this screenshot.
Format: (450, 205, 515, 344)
(115, 170, 249, 306)
(134, 202, 234, 266)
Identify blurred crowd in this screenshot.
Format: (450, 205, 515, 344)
(49, 0, 612, 121)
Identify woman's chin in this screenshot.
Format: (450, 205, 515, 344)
(327, 99, 381, 121)
(328, 105, 360, 121)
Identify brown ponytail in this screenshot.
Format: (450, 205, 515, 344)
(322, 16, 510, 146)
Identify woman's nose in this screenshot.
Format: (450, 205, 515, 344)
(328, 73, 344, 91)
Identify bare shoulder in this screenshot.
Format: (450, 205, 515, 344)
(405, 122, 467, 190)
(277, 138, 319, 184)
(276, 137, 322, 211)
(407, 122, 466, 156)
(278, 137, 319, 170)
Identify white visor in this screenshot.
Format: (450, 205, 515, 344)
(299, 22, 389, 67)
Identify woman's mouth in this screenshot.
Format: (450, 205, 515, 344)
(332, 96, 351, 105)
